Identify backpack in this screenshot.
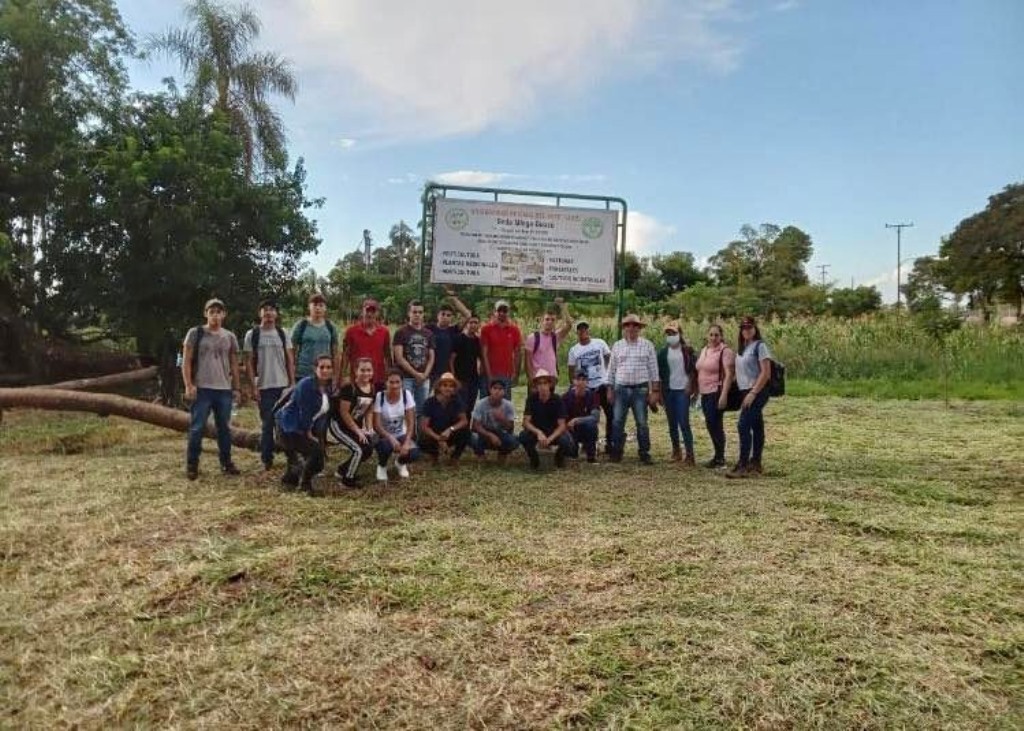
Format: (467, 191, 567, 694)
(294, 318, 338, 358)
(271, 384, 296, 415)
(248, 325, 288, 373)
(531, 330, 558, 355)
(757, 341, 786, 397)
(189, 325, 205, 376)
(715, 346, 743, 412)
(377, 389, 410, 410)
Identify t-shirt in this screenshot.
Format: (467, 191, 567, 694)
(695, 344, 736, 395)
(471, 397, 515, 432)
(393, 325, 435, 373)
(428, 324, 460, 380)
(666, 347, 690, 391)
(525, 330, 562, 377)
(562, 388, 597, 420)
(290, 320, 335, 379)
(735, 340, 772, 391)
(242, 326, 290, 390)
(336, 382, 375, 430)
(343, 323, 390, 383)
(422, 395, 466, 432)
(567, 338, 611, 388)
(451, 332, 482, 383)
(480, 321, 523, 378)
(183, 326, 238, 390)
(374, 389, 415, 437)
(524, 392, 566, 435)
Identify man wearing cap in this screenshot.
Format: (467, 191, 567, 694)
(563, 370, 600, 463)
(418, 372, 470, 464)
(480, 299, 523, 401)
(342, 298, 391, 392)
(567, 319, 613, 451)
(290, 293, 339, 380)
(243, 298, 295, 470)
(181, 298, 242, 480)
(607, 313, 661, 464)
(470, 379, 519, 460)
(524, 297, 572, 383)
(519, 369, 574, 469)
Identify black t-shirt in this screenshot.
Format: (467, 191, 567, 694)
(335, 382, 375, 431)
(525, 393, 566, 435)
(451, 331, 482, 383)
(422, 395, 467, 432)
(429, 324, 460, 380)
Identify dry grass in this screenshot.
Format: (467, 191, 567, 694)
(1, 398, 1022, 729)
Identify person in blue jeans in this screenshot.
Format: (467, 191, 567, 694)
(392, 300, 435, 422)
(373, 368, 422, 481)
(471, 379, 520, 461)
(181, 298, 242, 481)
(243, 297, 295, 470)
(562, 371, 600, 462)
(656, 321, 697, 466)
(727, 316, 772, 479)
(519, 369, 575, 469)
(607, 314, 661, 464)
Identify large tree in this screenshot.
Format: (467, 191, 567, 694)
(149, 0, 297, 176)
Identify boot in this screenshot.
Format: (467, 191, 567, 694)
(671, 446, 683, 462)
(683, 451, 696, 467)
(748, 458, 763, 475)
(725, 462, 749, 479)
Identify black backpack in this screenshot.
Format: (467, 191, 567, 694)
(531, 330, 558, 355)
(294, 318, 338, 358)
(189, 325, 205, 376)
(757, 341, 786, 397)
(247, 325, 288, 372)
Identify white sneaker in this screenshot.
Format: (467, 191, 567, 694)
(376, 465, 388, 482)
(397, 463, 410, 479)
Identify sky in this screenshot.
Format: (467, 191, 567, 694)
(116, 0, 1024, 302)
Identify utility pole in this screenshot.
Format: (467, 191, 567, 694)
(885, 222, 914, 308)
(816, 264, 830, 288)
(362, 229, 373, 269)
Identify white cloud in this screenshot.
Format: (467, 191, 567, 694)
(773, 0, 799, 12)
(386, 173, 421, 185)
(627, 211, 678, 254)
(433, 170, 522, 186)
(334, 137, 357, 149)
(255, 0, 745, 141)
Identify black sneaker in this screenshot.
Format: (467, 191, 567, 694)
(639, 454, 653, 465)
(703, 457, 726, 469)
(725, 463, 750, 479)
(186, 464, 199, 481)
(221, 462, 241, 476)
(334, 459, 352, 479)
(261, 461, 273, 472)
(340, 476, 361, 489)
(280, 468, 300, 490)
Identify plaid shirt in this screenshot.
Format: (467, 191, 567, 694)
(608, 337, 660, 387)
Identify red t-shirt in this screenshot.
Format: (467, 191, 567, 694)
(480, 321, 523, 378)
(344, 323, 390, 383)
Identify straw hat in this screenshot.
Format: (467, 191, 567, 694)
(434, 372, 460, 389)
(531, 368, 557, 385)
(620, 313, 646, 327)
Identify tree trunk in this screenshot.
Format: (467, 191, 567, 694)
(48, 366, 159, 391)
(0, 388, 260, 451)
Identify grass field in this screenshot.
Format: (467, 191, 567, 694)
(2, 398, 1022, 728)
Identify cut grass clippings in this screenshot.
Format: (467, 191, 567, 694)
(1, 397, 1022, 728)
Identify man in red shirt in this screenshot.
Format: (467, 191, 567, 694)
(480, 299, 523, 400)
(341, 298, 391, 391)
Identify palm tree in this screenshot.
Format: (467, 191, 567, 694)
(149, 0, 296, 176)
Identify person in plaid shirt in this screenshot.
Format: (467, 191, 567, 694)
(607, 313, 661, 464)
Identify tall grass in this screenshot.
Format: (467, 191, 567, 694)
(548, 314, 1024, 400)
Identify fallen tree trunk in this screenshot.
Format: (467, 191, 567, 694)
(0, 387, 260, 451)
(49, 366, 159, 391)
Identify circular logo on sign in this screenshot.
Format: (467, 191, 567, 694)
(445, 208, 469, 230)
(582, 217, 604, 239)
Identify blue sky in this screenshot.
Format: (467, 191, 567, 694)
(117, 0, 1023, 302)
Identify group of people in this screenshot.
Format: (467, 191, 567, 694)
(180, 291, 776, 494)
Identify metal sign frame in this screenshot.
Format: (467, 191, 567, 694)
(419, 183, 629, 335)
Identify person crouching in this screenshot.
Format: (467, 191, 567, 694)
(519, 369, 574, 469)
(276, 354, 335, 494)
(419, 372, 470, 465)
(563, 370, 600, 463)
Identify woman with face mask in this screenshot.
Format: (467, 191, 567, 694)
(656, 321, 697, 465)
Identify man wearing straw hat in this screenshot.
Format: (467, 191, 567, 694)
(418, 371, 470, 464)
(519, 369, 575, 469)
(607, 313, 661, 464)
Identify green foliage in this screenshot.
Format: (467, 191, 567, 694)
(829, 285, 882, 318)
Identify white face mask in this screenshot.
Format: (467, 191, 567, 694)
(665, 334, 680, 346)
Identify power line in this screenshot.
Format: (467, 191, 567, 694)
(816, 264, 830, 288)
(885, 222, 914, 308)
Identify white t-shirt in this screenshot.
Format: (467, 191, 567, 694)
(666, 347, 689, 391)
(567, 338, 611, 388)
(374, 389, 415, 437)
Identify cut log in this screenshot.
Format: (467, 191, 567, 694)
(49, 366, 159, 391)
(0, 387, 260, 451)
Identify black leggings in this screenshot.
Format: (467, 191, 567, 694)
(700, 393, 727, 461)
(281, 432, 324, 485)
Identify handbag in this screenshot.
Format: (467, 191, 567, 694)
(716, 347, 743, 411)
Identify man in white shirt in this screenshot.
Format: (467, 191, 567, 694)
(567, 320, 613, 452)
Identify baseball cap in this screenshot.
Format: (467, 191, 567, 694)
(576, 320, 590, 330)
(362, 297, 379, 311)
(494, 299, 511, 311)
(258, 296, 277, 309)
(204, 298, 225, 311)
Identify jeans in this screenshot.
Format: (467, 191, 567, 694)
(186, 388, 233, 467)
(518, 430, 576, 468)
(376, 436, 422, 467)
(280, 431, 323, 487)
(737, 389, 770, 465)
(590, 386, 614, 448)
(420, 428, 470, 459)
(611, 384, 651, 458)
(663, 389, 694, 453)
(257, 387, 284, 466)
(471, 427, 520, 455)
(569, 415, 599, 459)
(402, 377, 430, 418)
(700, 393, 727, 461)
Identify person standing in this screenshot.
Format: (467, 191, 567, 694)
(657, 321, 697, 466)
(419, 372, 470, 465)
(519, 369, 574, 469)
(567, 320, 613, 452)
(562, 371, 600, 463)
(607, 313, 661, 465)
(373, 368, 421, 481)
(480, 299, 524, 401)
(392, 300, 435, 418)
(694, 324, 735, 468)
(727, 316, 773, 479)
(428, 303, 460, 389)
(181, 298, 242, 481)
(243, 297, 295, 471)
(331, 357, 377, 488)
(470, 379, 519, 460)
(450, 312, 483, 415)
(276, 355, 335, 494)
(290, 292, 339, 380)
(524, 298, 571, 382)
(341, 298, 390, 391)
